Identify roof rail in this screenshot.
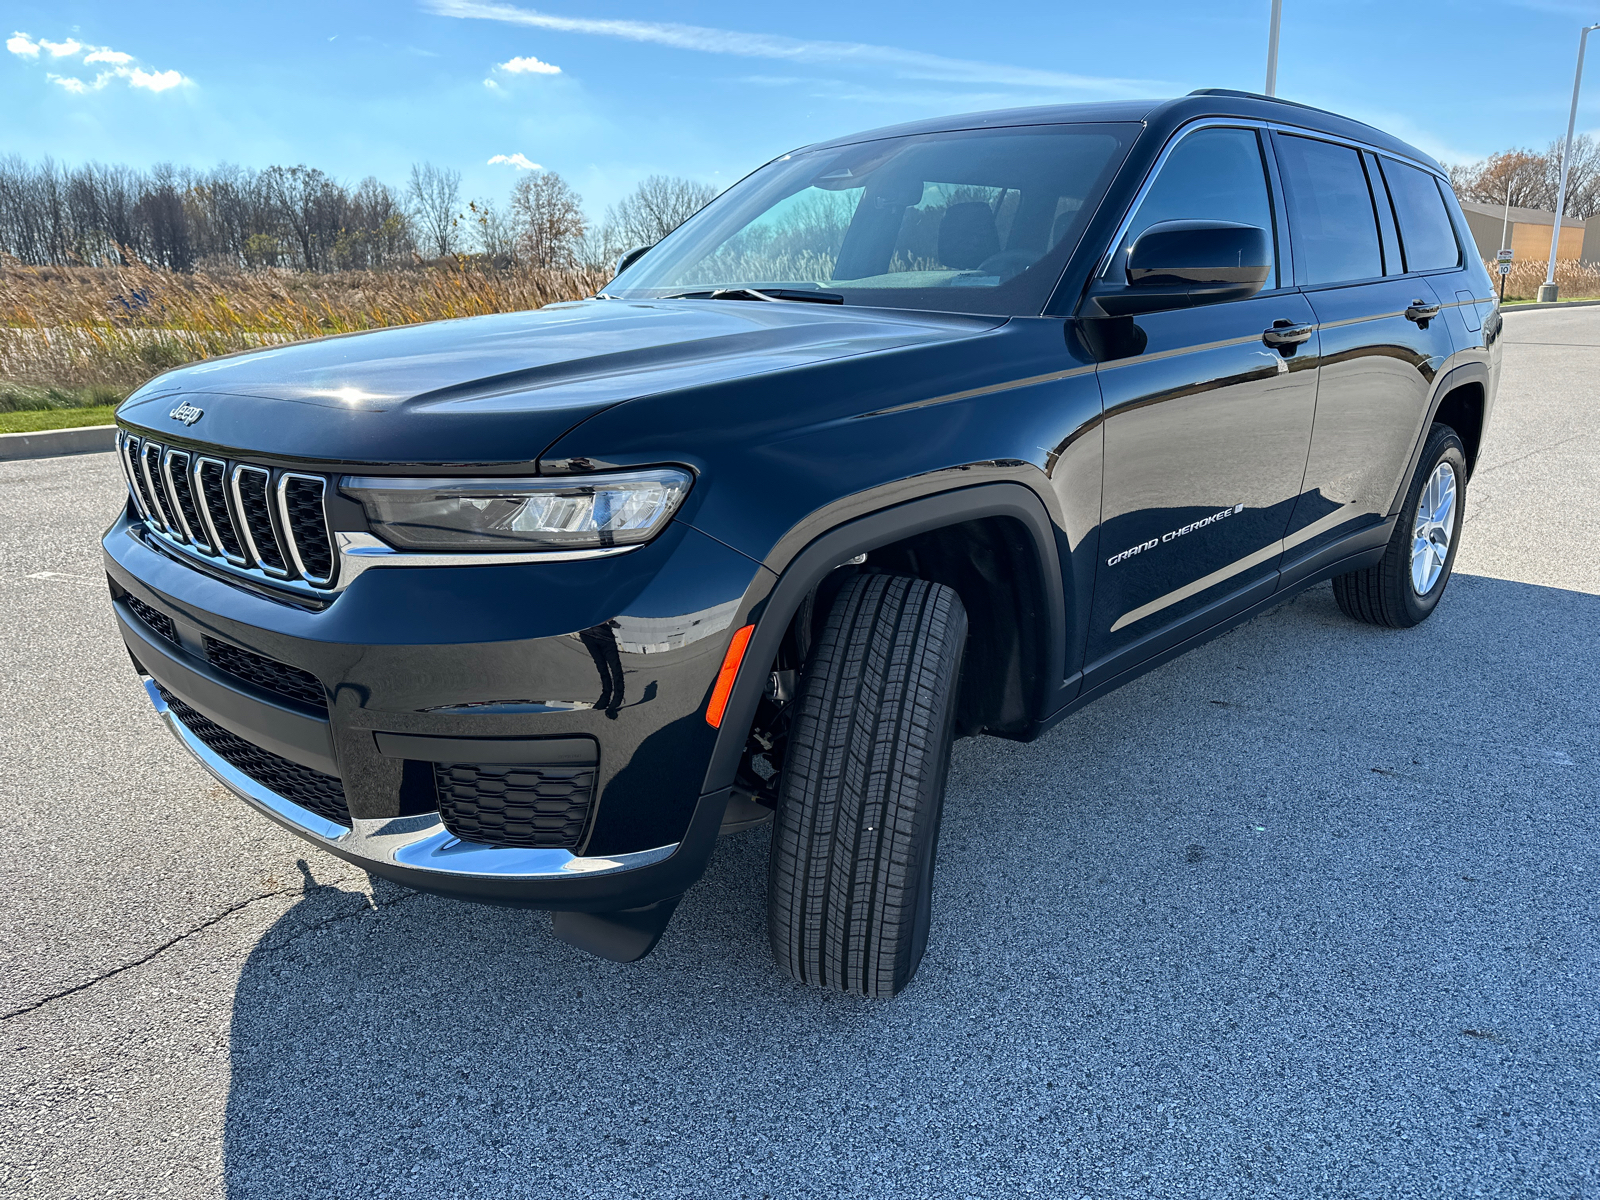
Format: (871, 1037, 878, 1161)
(1186, 88, 1340, 117)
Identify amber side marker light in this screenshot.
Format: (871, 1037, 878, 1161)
(705, 624, 755, 728)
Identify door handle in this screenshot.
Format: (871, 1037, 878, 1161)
(1405, 300, 1441, 328)
(1262, 320, 1314, 356)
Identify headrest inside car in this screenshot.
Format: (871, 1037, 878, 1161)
(938, 202, 1001, 271)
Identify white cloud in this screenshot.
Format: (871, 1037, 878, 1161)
(7, 32, 191, 94)
(488, 152, 541, 169)
(127, 67, 185, 92)
(499, 53, 560, 74)
(423, 0, 1157, 96)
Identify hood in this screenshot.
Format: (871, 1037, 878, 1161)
(116, 299, 999, 466)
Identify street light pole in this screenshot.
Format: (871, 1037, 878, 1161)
(1265, 0, 1283, 96)
(1541, 22, 1600, 303)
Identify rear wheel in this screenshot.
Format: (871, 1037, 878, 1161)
(1333, 423, 1467, 628)
(767, 573, 967, 998)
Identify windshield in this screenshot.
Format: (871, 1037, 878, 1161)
(606, 123, 1137, 317)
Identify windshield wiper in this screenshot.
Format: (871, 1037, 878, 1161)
(664, 287, 845, 305)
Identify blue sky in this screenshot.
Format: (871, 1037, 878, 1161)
(5, 1, 1600, 220)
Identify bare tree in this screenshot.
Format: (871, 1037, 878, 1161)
(510, 171, 587, 268)
(407, 162, 463, 258)
(1447, 135, 1600, 221)
(466, 197, 518, 263)
(602, 174, 717, 255)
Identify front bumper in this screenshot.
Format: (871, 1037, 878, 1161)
(148, 673, 729, 908)
(106, 503, 767, 910)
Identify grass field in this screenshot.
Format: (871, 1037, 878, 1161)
(0, 257, 605, 398)
(3, 256, 1598, 438)
(0, 404, 118, 434)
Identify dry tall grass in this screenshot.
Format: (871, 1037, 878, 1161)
(1490, 257, 1600, 301)
(4, 254, 1597, 412)
(0, 258, 606, 409)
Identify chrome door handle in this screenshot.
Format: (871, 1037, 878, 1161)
(1405, 300, 1441, 328)
(1262, 320, 1314, 355)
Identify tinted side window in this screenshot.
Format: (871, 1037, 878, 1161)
(1276, 135, 1382, 285)
(1380, 159, 1461, 272)
(1111, 127, 1276, 286)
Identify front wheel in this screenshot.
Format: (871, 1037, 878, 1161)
(767, 573, 967, 998)
(1333, 423, 1467, 628)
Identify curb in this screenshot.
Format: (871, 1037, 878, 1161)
(0, 423, 116, 462)
(1500, 298, 1600, 313)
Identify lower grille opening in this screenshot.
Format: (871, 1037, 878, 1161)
(203, 637, 327, 711)
(159, 686, 350, 826)
(124, 595, 178, 646)
(435, 763, 595, 850)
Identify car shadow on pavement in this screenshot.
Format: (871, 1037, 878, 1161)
(220, 576, 1600, 1200)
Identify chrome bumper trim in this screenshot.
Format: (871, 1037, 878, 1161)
(145, 678, 678, 880)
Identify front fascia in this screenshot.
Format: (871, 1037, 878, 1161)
(104, 508, 768, 860)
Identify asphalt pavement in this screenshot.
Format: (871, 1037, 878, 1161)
(1, 308, 1596, 1199)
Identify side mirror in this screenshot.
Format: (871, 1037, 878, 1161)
(1093, 220, 1271, 316)
(614, 245, 652, 276)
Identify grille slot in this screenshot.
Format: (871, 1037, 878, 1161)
(277, 474, 334, 584)
(160, 686, 350, 826)
(119, 433, 152, 518)
(194, 457, 245, 563)
(161, 450, 208, 551)
(434, 762, 596, 850)
(230, 465, 288, 576)
(138, 441, 173, 532)
(203, 637, 326, 710)
(116, 432, 338, 594)
(123, 594, 178, 645)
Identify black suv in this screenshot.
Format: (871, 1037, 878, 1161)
(106, 91, 1498, 996)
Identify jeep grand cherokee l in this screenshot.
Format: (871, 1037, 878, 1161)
(105, 90, 1498, 997)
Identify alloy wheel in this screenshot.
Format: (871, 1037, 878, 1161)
(1411, 461, 1457, 595)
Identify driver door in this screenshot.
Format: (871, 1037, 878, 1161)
(1082, 125, 1319, 684)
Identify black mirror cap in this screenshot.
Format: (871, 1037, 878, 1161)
(1127, 219, 1271, 288)
(1091, 220, 1271, 316)
(614, 245, 653, 276)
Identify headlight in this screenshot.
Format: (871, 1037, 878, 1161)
(341, 468, 692, 552)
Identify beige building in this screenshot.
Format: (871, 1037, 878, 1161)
(1459, 199, 1589, 263)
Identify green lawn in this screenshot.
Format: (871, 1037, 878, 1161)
(0, 404, 119, 434)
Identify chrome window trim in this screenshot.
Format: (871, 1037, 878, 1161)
(160, 448, 205, 551)
(193, 455, 245, 565)
(1092, 117, 1280, 285)
(1091, 115, 1450, 287)
(138, 440, 175, 536)
(229, 463, 290, 578)
(275, 472, 335, 586)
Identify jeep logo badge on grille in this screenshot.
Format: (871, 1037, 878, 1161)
(169, 402, 204, 426)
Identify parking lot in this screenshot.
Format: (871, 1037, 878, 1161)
(1, 307, 1596, 1199)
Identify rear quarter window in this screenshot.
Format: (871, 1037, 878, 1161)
(1380, 159, 1462, 273)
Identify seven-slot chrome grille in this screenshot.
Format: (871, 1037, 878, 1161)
(117, 430, 337, 593)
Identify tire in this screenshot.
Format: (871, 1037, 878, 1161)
(767, 573, 967, 998)
(1332, 423, 1467, 628)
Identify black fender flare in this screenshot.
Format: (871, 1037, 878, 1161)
(697, 481, 1067, 798)
(1389, 359, 1490, 515)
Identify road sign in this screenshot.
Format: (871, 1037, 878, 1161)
(1499, 262, 1512, 275)
(1498, 249, 1515, 262)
